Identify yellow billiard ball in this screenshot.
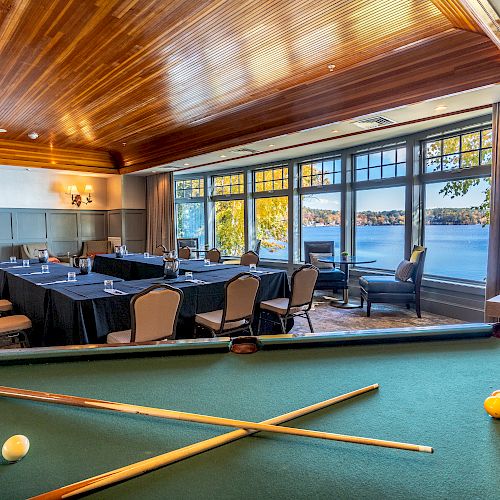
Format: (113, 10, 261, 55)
(484, 395, 500, 419)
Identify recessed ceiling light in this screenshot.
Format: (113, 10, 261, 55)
(327, 64, 336, 72)
(28, 132, 39, 140)
(0, 128, 7, 133)
(434, 105, 448, 111)
(183, 163, 190, 166)
(331, 129, 339, 133)
(220, 155, 226, 158)
(122, 142, 126, 146)
(268, 144, 275, 147)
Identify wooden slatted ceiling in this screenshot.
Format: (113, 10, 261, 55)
(120, 29, 500, 172)
(0, 2, 450, 145)
(430, 0, 483, 31)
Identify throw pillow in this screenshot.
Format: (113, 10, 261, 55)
(395, 260, 414, 282)
(309, 252, 333, 269)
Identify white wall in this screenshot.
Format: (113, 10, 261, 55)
(0, 167, 108, 210)
(0, 167, 147, 211)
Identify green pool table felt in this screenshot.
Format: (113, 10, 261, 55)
(1, 337, 499, 499)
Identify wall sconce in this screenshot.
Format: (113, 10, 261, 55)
(66, 184, 93, 207)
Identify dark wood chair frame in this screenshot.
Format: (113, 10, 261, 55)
(258, 264, 319, 334)
(360, 247, 427, 318)
(196, 272, 261, 337)
(129, 284, 184, 342)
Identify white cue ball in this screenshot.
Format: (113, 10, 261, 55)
(2, 435, 30, 463)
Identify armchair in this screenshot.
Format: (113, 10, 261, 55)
(359, 245, 427, 317)
(303, 241, 347, 296)
(81, 240, 113, 258)
(21, 243, 61, 263)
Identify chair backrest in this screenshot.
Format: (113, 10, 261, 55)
(207, 248, 221, 263)
(178, 246, 191, 260)
(289, 265, 319, 310)
(177, 238, 198, 251)
(222, 273, 260, 327)
(240, 250, 259, 266)
(253, 239, 261, 255)
(21, 242, 48, 259)
(83, 240, 113, 257)
(130, 284, 183, 342)
(409, 245, 427, 290)
(303, 241, 334, 264)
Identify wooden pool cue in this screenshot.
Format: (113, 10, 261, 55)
(29, 384, 384, 499)
(0, 384, 432, 453)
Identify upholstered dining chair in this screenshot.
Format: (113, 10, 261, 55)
(0, 299, 13, 316)
(195, 273, 260, 337)
(259, 264, 319, 334)
(303, 241, 347, 297)
(206, 248, 221, 263)
(21, 243, 61, 263)
(240, 250, 259, 266)
(0, 314, 32, 347)
(177, 238, 199, 252)
(107, 284, 184, 343)
(359, 245, 427, 317)
(82, 240, 113, 258)
(178, 246, 191, 260)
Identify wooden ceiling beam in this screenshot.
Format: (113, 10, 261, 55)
(119, 29, 500, 173)
(0, 139, 119, 174)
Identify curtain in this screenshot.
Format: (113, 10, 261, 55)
(485, 102, 500, 319)
(146, 172, 175, 254)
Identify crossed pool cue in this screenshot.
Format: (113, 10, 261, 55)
(0, 384, 433, 499)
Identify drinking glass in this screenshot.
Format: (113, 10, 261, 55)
(185, 272, 193, 280)
(104, 280, 114, 291)
(249, 263, 257, 272)
(41, 265, 49, 274)
(9, 256, 16, 263)
(67, 271, 77, 282)
(204, 259, 210, 266)
(143, 252, 150, 258)
(22, 260, 30, 267)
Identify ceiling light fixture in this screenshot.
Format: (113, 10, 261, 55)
(327, 64, 336, 72)
(268, 144, 275, 147)
(28, 132, 39, 140)
(331, 129, 339, 133)
(0, 128, 7, 133)
(220, 155, 226, 158)
(434, 105, 448, 111)
(183, 163, 190, 166)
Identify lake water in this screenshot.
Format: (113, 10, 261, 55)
(260, 225, 488, 282)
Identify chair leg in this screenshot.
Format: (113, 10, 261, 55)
(416, 297, 422, 318)
(256, 314, 261, 335)
(305, 312, 314, 333)
(278, 315, 286, 334)
(406, 303, 410, 309)
(248, 324, 255, 336)
(367, 301, 371, 317)
(360, 296, 364, 307)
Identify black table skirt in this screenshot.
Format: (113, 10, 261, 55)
(45, 268, 290, 345)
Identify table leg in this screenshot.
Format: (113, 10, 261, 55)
(327, 264, 362, 309)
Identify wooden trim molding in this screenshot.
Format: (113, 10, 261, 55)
(430, 0, 484, 32)
(120, 29, 500, 174)
(0, 139, 119, 174)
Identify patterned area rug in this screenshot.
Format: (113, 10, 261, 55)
(290, 293, 464, 334)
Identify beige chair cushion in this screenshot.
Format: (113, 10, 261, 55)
(309, 252, 333, 269)
(261, 297, 304, 315)
(22, 243, 49, 260)
(178, 247, 191, 259)
(0, 299, 13, 312)
(0, 315, 32, 334)
(83, 240, 113, 257)
(107, 330, 132, 344)
(195, 310, 245, 331)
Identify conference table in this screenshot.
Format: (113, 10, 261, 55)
(0, 259, 290, 346)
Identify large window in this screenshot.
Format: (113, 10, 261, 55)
(424, 127, 492, 173)
(354, 145, 406, 181)
(253, 166, 289, 260)
(424, 178, 489, 282)
(175, 178, 205, 247)
(301, 192, 341, 258)
(176, 202, 205, 246)
(300, 157, 341, 187)
(355, 186, 406, 270)
(215, 200, 245, 255)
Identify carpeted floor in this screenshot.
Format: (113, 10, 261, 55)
(290, 293, 464, 334)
